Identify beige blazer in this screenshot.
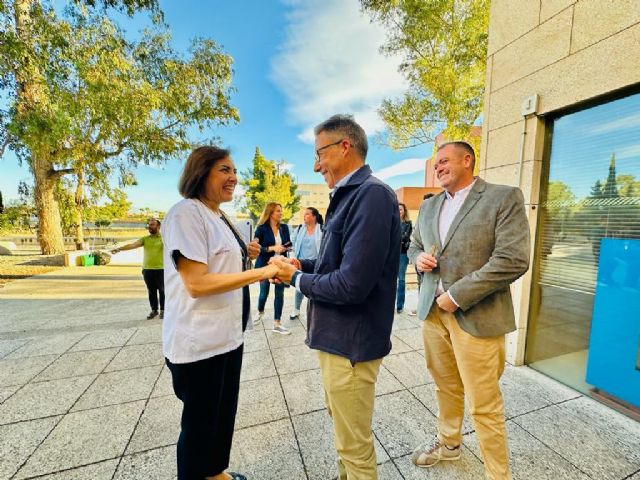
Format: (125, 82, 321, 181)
(408, 178, 530, 337)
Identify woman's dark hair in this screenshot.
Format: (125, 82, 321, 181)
(398, 202, 409, 222)
(306, 207, 324, 225)
(178, 146, 230, 199)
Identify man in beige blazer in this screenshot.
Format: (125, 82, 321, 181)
(408, 141, 530, 480)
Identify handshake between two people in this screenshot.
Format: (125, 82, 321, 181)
(259, 256, 299, 285)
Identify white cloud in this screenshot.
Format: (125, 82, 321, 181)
(590, 112, 640, 135)
(281, 162, 295, 172)
(373, 158, 425, 181)
(615, 143, 640, 161)
(271, 0, 407, 143)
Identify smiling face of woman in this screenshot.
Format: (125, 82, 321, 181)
(270, 205, 283, 223)
(203, 157, 237, 207)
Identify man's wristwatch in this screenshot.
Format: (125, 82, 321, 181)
(291, 269, 302, 286)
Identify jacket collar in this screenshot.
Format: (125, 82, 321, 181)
(333, 164, 371, 193)
(431, 177, 487, 251)
(325, 165, 372, 218)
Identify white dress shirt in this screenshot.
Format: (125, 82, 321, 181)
(436, 179, 477, 303)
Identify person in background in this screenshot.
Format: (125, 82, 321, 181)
(396, 202, 412, 313)
(407, 193, 434, 317)
(162, 146, 273, 480)
(254, 202, 292, 335)
(112, 218, 165, 319)
(289, 207, 323, 321)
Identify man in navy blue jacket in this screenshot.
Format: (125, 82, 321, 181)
(273, 114, 400, 480)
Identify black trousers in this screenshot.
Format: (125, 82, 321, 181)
(142, 269, 164, 311)
(166, 344, 244, 480)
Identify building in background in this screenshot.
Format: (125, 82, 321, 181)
(482, 0, 640, 418)
(394, 187, 442, 221)
(289, 183, 331, 225)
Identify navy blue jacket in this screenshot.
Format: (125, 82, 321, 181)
(254, 222, 291, 268)
(299, 165, 401, 363)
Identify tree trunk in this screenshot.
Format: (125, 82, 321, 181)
(32, 155, 66, 254)
(74, 167, 85, 250)
(14, 0, 65, 254)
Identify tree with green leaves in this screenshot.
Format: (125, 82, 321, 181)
(581, 153, 640, 259)
(54, 177, 131, 238)
(0, 0, 239, 254)
(589, 180, 604, 199)
(617, 174, 640, 198)
(601, 154, 619, 198)
(0, 180, 36, 233)
(360, 0, 489, 149)
(240, 147, 300, 223)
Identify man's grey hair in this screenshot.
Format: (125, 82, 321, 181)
(314, 114, 368, 160)
(437, 141, 476, 170)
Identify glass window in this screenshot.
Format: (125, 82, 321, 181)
(526, 91, 640, 402)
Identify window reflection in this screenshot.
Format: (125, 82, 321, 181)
(526, 91, 640, 395)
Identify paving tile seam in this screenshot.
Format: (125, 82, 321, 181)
(0, 412, 64, 428)
(16, 456, 122, 480)
(502, 393, 584, 424)
(263, 328, 311, 480)
(29, 368, 111, 385)
(235, 413, 293, 432)
(373, 381, 486, 467)
(240, 373, 279, 383)
(111, 366, 165, 479)
(0, 340, 33, 359)
(372, 428, 407, 479)
(278, 366, 321, 377)
(510, 415, 595, 479)
(622, 467, 640, 480)
(0, 352, 63, 406)
(0, 318, 160, 341)
(69, 394, 160, 417)
(8, 415, 65, 480)
(58, 336, 135, 422)
(17, 329, 89, 358)
(103, 361, 166, 374)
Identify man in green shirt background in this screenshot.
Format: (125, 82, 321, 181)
(113, 218, 165, 319)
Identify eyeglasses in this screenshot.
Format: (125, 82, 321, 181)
(314, 139, 344, 163)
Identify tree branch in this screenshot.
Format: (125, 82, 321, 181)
(0, 136, 11, 158)
(160, 108, 203, 131)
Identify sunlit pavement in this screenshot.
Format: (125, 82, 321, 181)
(0, 265, 638, 479)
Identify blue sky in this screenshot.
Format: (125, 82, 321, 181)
(548, 91, 640, 199)
(0, 0, 434, 213)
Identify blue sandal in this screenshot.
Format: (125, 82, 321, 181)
(228, 473, 247, 480)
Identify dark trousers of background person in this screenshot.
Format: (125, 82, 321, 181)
(166, 344, 244, 480)
(142, 268, 164, 311)
(258, 280, 285, 320)
(396, 253, 409, 311)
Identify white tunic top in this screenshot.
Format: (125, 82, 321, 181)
(162, 199, 244, 363)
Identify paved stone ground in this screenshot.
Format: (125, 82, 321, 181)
(0, 265, 639, 480)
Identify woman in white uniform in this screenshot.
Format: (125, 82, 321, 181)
(162, 146, 277, 480)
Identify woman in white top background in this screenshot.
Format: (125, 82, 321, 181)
(162, 146, 278, 480)
(289, 207, 323, 321)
